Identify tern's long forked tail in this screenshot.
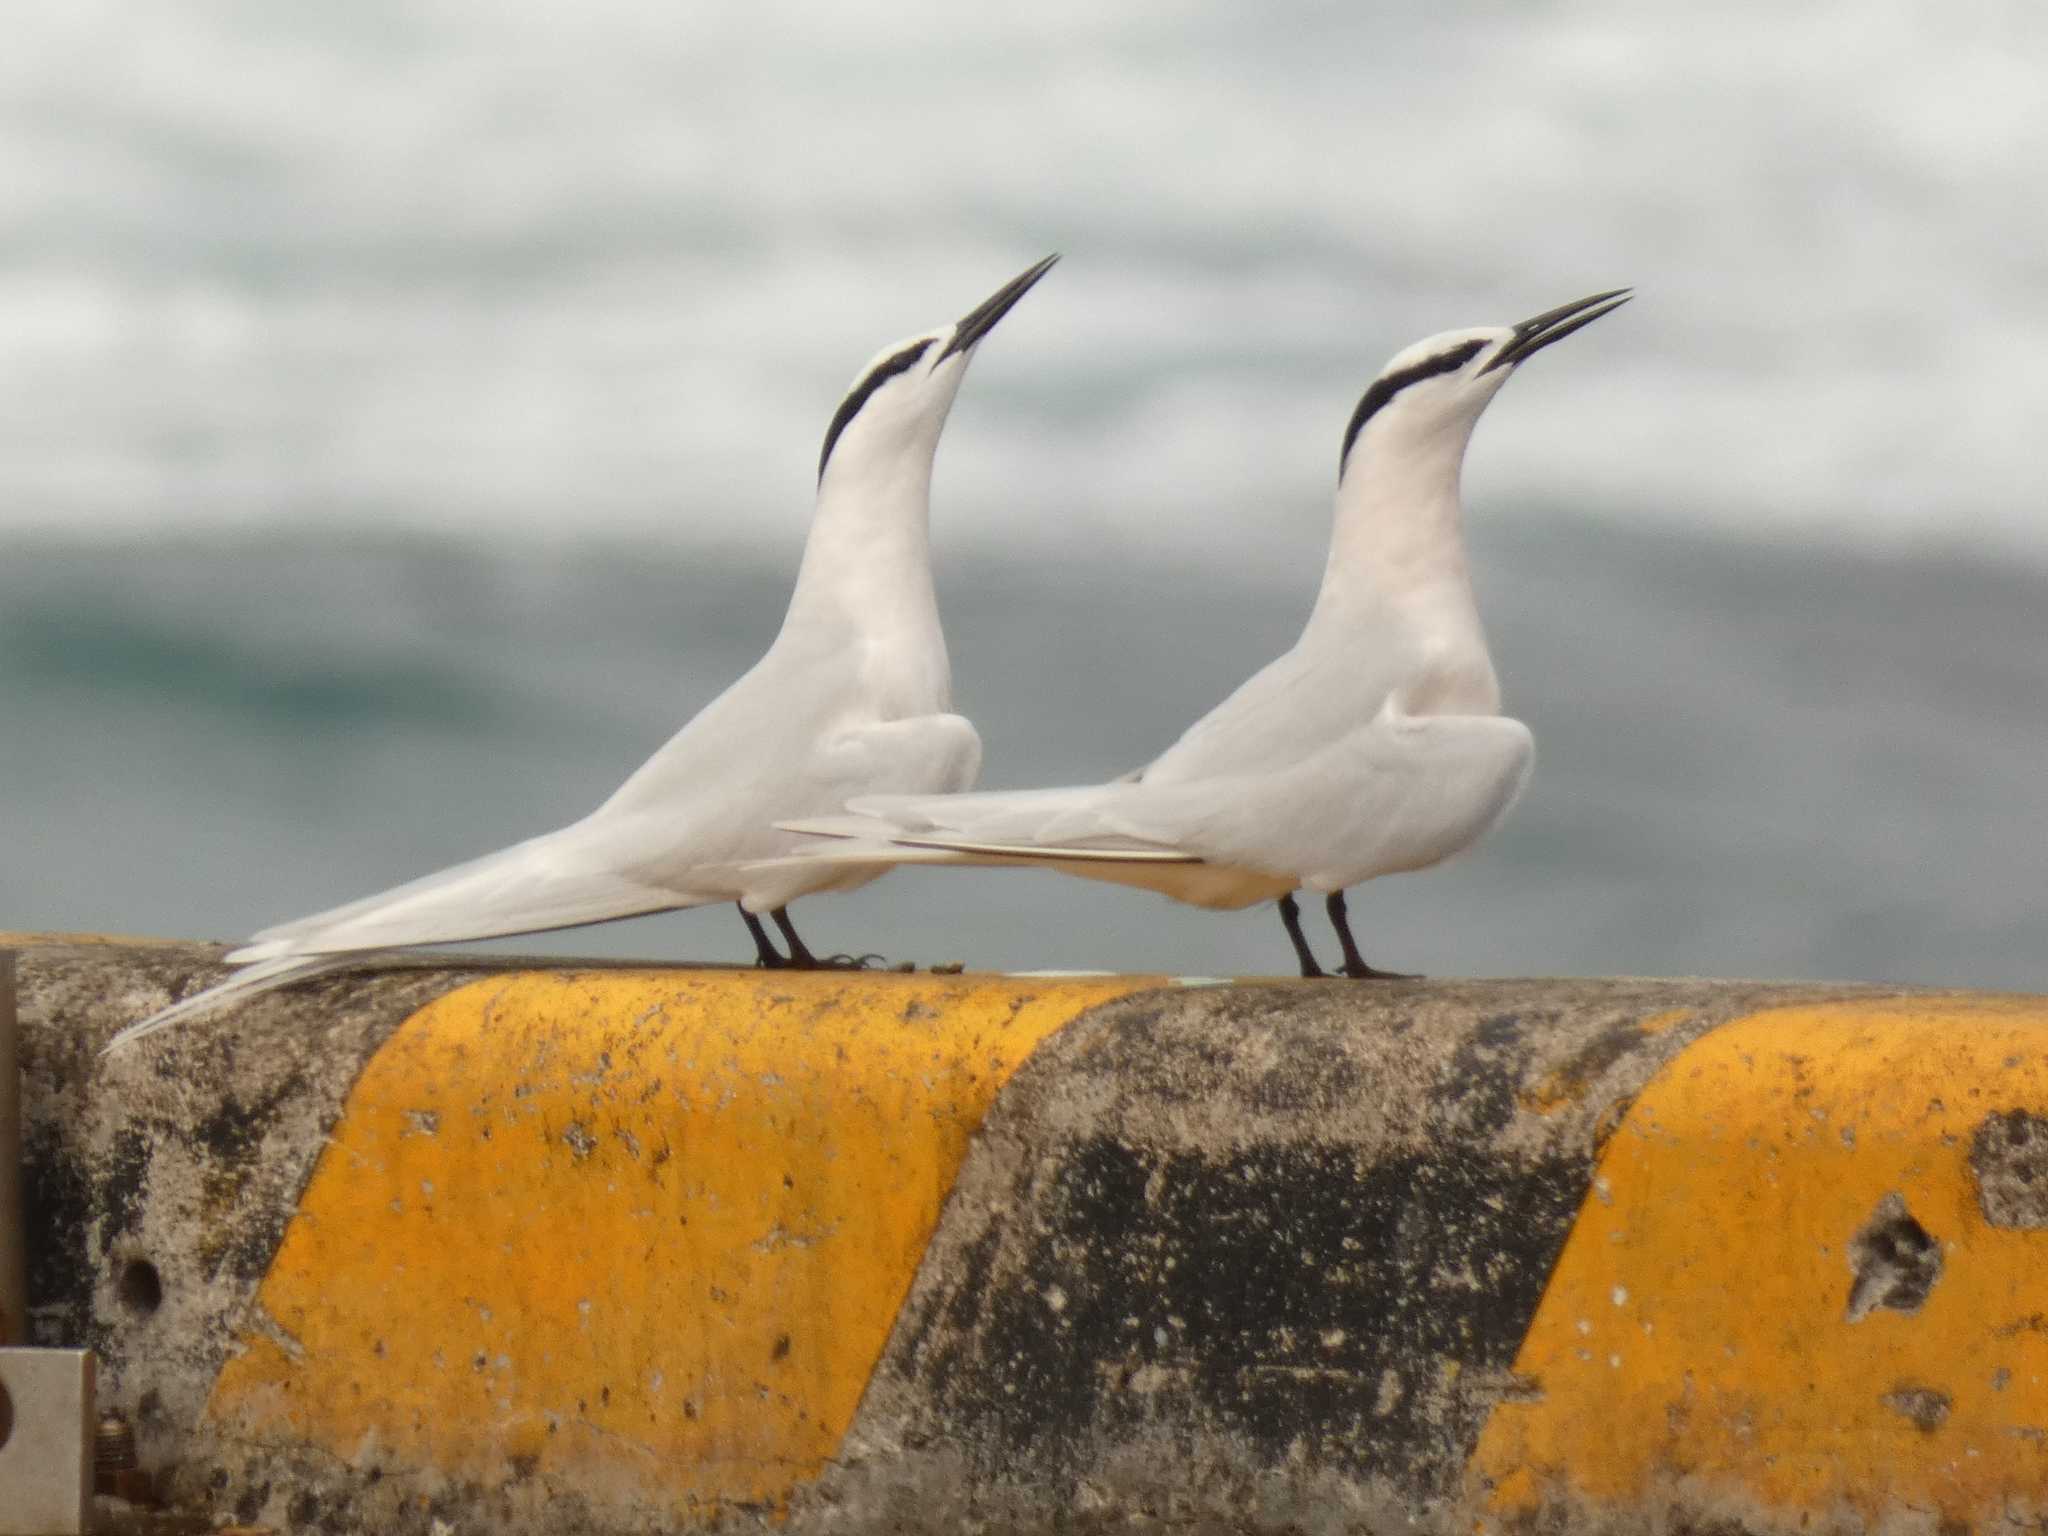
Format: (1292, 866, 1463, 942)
(777, 813, 1200, 864)
(789, 782, 1203, 861)
(106, 953, 361, 1050)
(105, 820, 704, 1052)
(770, 808, 1288, 912)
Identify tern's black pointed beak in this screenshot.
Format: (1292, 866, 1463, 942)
(937, 253, 1060, 363)
(1481, 287, 1633, 373)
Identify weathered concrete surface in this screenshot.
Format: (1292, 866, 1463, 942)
(809, 984, 2048, 1536)
(1465, 996, 2048, 1533)
(9, 935, 500, 1481)
(196, 966, 1166, 1533)
(807, 977, 1788, 1535)
(11, 934, 2048, 1535)
(10, 936, 1169, 1532)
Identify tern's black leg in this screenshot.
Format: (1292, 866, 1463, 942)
(739, 905, 789, 969)
(771, 908, 824, 969)
(1326, 890, 1418, 980)
(770, 908, 888, 970)
(1277, 893, 1325, 978)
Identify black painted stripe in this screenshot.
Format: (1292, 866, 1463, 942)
(861, 985, 1738, 1509)
(818, 338, 936, 481)
(1338, 338, 1488, 479)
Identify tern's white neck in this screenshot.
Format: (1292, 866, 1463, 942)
(1305, 402, 1501, 715)
(1317, 407, 1482, 606)
(780, 441, 946, 669)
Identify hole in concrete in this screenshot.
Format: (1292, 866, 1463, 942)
(0, 1374, 13, 1452)
(118, 1259, 164, 1317)
(1846, 1193, 1942, 1322)
(1882, 1385, 1952, 1432)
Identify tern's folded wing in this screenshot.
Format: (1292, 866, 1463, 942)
(1127, 711, 1534, 889)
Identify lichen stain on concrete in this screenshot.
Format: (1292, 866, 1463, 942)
(1971, 1108, 2048, 1229)
(1844, 1192, 1942, 1322)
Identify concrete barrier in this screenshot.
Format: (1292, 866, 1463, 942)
(2, 949, 25, 1343)
(10, 931, 2048, 1534)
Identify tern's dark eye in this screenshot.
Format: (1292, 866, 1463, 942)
(1337, 338, 1487, 475)
(818, 338, 935, 480)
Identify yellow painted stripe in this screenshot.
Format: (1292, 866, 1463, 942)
(206, 969, 1161, 1517)
(1471, 995, 2048, 1525)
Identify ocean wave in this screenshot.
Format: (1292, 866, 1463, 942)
(0, 1, 2043, 561)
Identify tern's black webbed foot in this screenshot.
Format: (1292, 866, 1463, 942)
(812, 951, 889, 971)
(1338, 960, 1421, 981)
(768, 909, 885, 970)
(1323, 891, 1418, 981)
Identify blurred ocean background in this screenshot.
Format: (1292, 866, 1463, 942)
(1, 0, 2044, 987)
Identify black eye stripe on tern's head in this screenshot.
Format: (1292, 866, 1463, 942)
(814, 255, 1059, 484)
(1338, 338, 1487, 477)
(817, 338, 936, 482)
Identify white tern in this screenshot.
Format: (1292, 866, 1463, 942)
(777, 289, 1630, 977)
(110, 255, 1060, 1047)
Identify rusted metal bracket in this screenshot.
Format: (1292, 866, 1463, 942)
(0, 1347, 95, 1535)
(0, 953, 97, 1535)
(1, 951, 21, 1345)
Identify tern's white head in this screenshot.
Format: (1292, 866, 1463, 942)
(1337, 288, 1631, 483)
(816, 254, 1059, 491)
